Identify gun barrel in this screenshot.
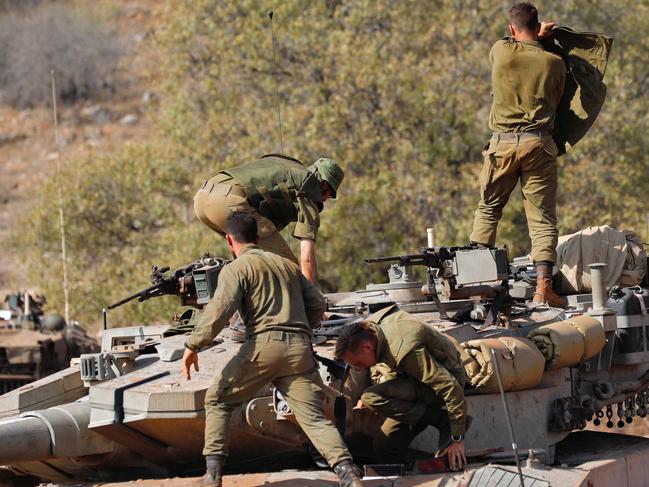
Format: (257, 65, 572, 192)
(0, 416, 52, 461)
(0, 402, 114, 463)
(107, 292, 141, 310)
(365, 254, 425, 264)
(107, 282, 163, 310)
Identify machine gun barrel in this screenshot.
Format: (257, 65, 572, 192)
(107, 282, 167, 310)
(365, 253, 429, 264)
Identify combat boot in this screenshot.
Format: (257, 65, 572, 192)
(199, 454, 224, 486)
(532, 263, 567, 308)
(333, 459, 364, 487)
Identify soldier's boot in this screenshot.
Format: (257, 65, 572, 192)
(532, 262, 567, 308)
(333, 459, 364, 487)
(199, 454, 224, 486)
(469, 241, 491, 249)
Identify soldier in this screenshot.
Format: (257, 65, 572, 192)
(193, 154, 344, 284)
(469, 2, 567, 307)
(181, 211, 363, 487)
(335, 305, 468, 471)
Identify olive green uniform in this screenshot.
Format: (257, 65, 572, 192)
(359, 306, 467, 463)
(185, 245, 352, 466)
(193, 154, 322, 264)
(470, 38, 566, 263)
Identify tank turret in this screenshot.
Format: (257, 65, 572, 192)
(1, 241, 649, 485)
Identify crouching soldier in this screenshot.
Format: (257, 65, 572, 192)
(193, 154, 344, 284)
(335, 305, 468, 471)
(182, 211, 362, 486)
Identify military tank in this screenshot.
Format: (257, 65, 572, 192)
(0, 291, 99, 394)
(1, 231, 649, 486)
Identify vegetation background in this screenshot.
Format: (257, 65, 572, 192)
(1, 0, 647, 330)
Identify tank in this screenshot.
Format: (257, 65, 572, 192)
(1, 243, 649, 485)
(0, 291, 99, 394)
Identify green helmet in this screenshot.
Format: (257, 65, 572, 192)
(309, 158, 344, 198)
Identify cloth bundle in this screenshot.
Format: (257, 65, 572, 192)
(527, 316, 606, 370)
(461, 336, 546, 393)
(555, 225, 646, 294)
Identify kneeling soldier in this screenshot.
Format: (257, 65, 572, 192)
(182, 211, 362, 487)
(335, 305, 468, 471)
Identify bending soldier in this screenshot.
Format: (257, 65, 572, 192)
(335, 305, 468, 471)
(469, 2, 567, 307)
(182, 211, 362, 487)
(193, 154, 344, 284)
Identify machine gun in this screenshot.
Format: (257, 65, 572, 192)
(108, 254, 229, 310)
(366, 245, 510, 325)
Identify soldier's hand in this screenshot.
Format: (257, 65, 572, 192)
(538, 21, 556, 39)
(182, 348, 199, 381)
(353, 399, 367, 410)
(442, 440, 467, 471)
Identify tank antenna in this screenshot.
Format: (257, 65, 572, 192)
(268, 10, 285, 154)
(49, 70, 71, 325)
(490, 348, 525, 486)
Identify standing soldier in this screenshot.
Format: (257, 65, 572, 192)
(182, 211, 363, 487)
(193, 154, 344, 284)
(335, 305, 469, 471)
(469, 2, 567, 307)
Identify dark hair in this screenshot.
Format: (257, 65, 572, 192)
(226, 211, 258, 243)
(509, 2, 539, 31)
(334, 321, 377, 359)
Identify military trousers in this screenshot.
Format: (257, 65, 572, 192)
(470, 135, 559, 263)
(360, 375, 454, 464)
(203, 330, 352, 467)
(193, 173, 298, 264)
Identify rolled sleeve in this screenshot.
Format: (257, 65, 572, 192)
(401, 347, 467, 436)
(292, 197, 320, 241)
(184, 266, 243, 351)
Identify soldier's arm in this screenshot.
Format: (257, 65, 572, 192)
(184, 266, 244, 351)
(299, 273, 326, 329)
(300, 239, 317, 284)
(401, 346, 467, 436)
(293, 197, 320, 283)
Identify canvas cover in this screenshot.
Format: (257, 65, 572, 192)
(555, 225, 646, 294)
(529, 321, 584, 370)
(462, 336, 545, 393)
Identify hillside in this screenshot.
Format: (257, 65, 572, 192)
(0, 0, 158, 301)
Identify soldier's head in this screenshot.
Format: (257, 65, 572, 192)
(309, 158, 344, 201)
(508, 3, 540, 40)
(334, 321, 378, 370)
(225, 211, 259, 256)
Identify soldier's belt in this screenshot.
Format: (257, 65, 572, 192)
(251, 329, 311, 342)
(491, 130, 551, 142)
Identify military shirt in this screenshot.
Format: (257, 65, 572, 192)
(224, 155, 324, 242)
(367, 305, 467, 436)
(489, 38, 566, 133)
(185, 245, 326, 351)
(292, 197, 320, 241)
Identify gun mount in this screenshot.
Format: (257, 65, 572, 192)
(366, 245, 509, 298)
(108, 254, 229, 310)
(366, 246, 510, 324)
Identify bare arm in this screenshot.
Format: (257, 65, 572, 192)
(300, 238, 317, 285)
